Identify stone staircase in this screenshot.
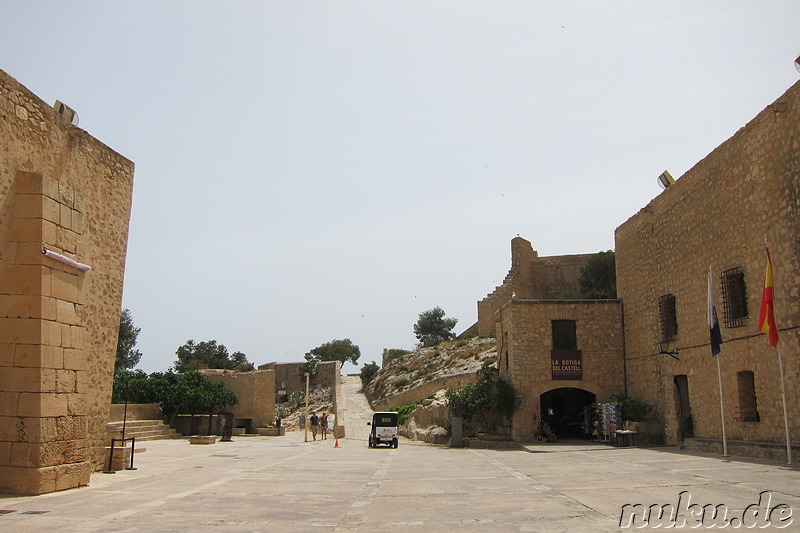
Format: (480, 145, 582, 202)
(107, 419, 182, 442)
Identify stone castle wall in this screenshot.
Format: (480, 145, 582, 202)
(369, 372, 480, 412)
(477, 237, 594, 336)
(615, 81, 800, 452)
(201, 369, 276, 429)
(496, 299, 625, 441)
(0, 69, 134, 494)
(258, 360, 342, 434)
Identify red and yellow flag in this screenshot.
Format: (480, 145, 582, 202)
(758, 246, 779, 347)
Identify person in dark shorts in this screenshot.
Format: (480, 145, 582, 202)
(310, 411, 319, 440)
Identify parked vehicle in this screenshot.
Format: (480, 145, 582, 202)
(367, 411, 398, 448)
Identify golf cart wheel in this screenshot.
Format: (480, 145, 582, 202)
(392, 438, 398, 448)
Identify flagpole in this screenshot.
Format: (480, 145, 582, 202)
(709, 267, 728, 457)
(715, 354, 729, 457)
(776, 345, 793, 465)
(760, 243, 792, 465)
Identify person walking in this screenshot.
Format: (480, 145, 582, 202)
(310, 411, 319, 440)
(320, 413, 329, 440)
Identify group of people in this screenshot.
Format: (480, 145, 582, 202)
(309, 411, 329, 440)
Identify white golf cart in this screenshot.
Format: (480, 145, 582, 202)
(367, 411, 399, 448)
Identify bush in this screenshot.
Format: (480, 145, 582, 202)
(611, 394, 654, 421)
(394, 377, 411, 389)
(389, 404, 418, 426)
(445, 367, 519, 433)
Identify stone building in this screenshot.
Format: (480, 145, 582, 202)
(482, 81, 799, 460)
(0, 70, 134, 494)
(497, 299, 625, 441)
(483, 238, 625, 441)
(615, 80, 800, 460)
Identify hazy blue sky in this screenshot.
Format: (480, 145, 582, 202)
(3, 2, 799, 374)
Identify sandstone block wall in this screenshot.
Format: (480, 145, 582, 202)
(477, 237, 595, 336)
(615, 81, 800, 452)
(201, 369, 276, 429)
(496, 299, 625, 441)
(0, 69, 133, 494)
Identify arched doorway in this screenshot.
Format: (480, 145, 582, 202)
(540, 388, 596, 439)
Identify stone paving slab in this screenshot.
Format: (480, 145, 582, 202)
(0, 431, 797, 532)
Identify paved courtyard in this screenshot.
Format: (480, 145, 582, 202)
(0, 429, 798, 532)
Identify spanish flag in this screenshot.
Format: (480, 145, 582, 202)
(758, 246, 779, 347)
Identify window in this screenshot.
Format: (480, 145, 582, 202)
(552, 320, 577, 350)
(721, 267, 748, 328)
(737, 371, 759, 422)
(658, 294, 678, 341)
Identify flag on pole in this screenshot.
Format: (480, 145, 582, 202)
(758, 246, 779, 347)
(708, 268, 723, 356)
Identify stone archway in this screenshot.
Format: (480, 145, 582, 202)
(539, 387, 596, 439)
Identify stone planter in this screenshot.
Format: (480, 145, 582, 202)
(189, 436, 217, 445)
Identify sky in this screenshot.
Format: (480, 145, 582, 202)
(2, 2, 799, 375)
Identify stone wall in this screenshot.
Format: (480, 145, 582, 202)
(109, 403, 161, 422)
(370, 372, 481, 412)
(615, 81, 800, 455)
(477, 237, 594, 336)
(201, 369, 276, 430)
(0, 70, 133, 495)
(496, 299, 625, 441)
(258, 360, 342, 432)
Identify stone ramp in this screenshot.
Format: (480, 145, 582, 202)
(340, 375, 374, 442)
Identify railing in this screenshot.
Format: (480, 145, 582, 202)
(103, 437, 137, 474)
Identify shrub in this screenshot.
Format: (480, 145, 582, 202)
(611, 394, 654, 421)
(445, 367, 519, 433)
(389, 404, 417, 426)
(394, 377, 411, 389)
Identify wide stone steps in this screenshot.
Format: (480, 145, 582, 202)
(107, 419, 182, 441)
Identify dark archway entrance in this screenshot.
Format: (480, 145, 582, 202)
(540, 388, 596, 439)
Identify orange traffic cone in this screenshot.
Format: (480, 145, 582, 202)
(334, 437, 340, 448)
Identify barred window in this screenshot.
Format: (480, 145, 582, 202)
(658, 294, 678, 341)
(721, 267, 748, 328)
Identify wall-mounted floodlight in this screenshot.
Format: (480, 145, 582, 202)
(657, 170, 675, 190)
(53, 100, 79, 126)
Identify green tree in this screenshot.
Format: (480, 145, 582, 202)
(304, 338, 361, 366)
(413, 307, 458, 347)
(115, 308, 142, 374)
(112, 369, 149, 403)
(579, 250, 617, 299)
(173, 339, 254, 372)
(360, 361, 380, 388)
